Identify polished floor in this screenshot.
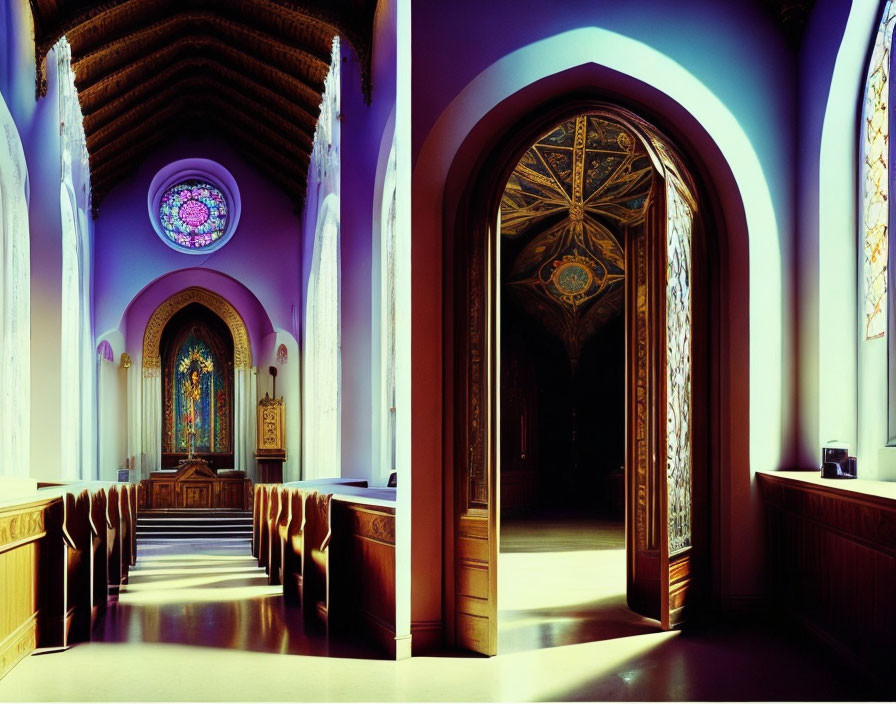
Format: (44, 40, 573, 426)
(0, 521, 880, 701)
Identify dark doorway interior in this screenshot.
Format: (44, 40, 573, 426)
(499, 261, 625, 520)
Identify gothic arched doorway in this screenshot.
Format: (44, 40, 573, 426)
(449, 101, 714, 655)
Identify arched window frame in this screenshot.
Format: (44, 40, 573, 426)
(380, 141, 398, 481)
(0, 95, 30, 478)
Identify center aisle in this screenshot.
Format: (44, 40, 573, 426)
(98, 539, 380, 658)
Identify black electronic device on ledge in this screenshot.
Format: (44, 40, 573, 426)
(821, 444, 857, 479)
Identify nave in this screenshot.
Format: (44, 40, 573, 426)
(0, 529, 876, 702)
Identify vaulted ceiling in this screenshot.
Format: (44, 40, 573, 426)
(28, 0, 377, 212)
(501, 114, 655, 369)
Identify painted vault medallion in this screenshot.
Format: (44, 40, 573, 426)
(502, 114, 655, 367)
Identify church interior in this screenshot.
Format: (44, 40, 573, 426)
(2, 0, 896, 700)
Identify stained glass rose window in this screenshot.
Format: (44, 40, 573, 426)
(149, 160, 240, 254)
(159, 180, 228, 249)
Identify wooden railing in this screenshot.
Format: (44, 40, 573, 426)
(0, 480, 138, 681)
(757, 470, 896, 690)
(253, 481, 397, 656)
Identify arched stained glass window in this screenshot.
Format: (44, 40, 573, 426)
(382, 142, 398, 477)
(159, 180, 228, 250)
(862, 0, 896, 339)
(173, 336, 228, 453)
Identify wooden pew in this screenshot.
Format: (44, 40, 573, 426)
(61, 489, 92, 646)
(329, 499, 396, 654)
(267, 487, 283, 584)
(106, 485, 123, 596)
(304, 491, 333, 631)
(118, 486, 131, 584)
(257, 485, 271, 571)
(252, 484, 263, 558)
(88, 488, 108, 630)
(126, 484, 138, 566)
(280, 488, 305, 603)
(1, 483, 139, 682)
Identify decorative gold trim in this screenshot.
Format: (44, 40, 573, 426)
(0, 613, 37, 682)
(120, 352, 132, 369)
(0, 509, 46, 552)
(142, 287, 252, 370)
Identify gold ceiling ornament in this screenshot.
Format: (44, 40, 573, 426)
(502, 106, 698, 370)
(503, 112, 655, 368)
(142, 286, 252, 371)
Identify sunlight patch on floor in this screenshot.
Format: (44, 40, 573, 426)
(498, 548, 625, 611)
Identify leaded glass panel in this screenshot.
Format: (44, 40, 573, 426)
(862, 0, 896, 339)
(666, 177, 693, 554)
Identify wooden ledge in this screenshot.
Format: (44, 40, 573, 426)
(756, 469, 896, 507)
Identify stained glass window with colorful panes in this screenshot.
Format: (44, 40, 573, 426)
(862, 0, 896, 339)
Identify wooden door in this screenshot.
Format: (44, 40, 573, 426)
(452, 106, 705, 654)
(626, 172, 699, 629)
(454, 212, 500, 655)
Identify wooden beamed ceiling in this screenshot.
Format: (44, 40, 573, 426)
(28, 0, 377, 212)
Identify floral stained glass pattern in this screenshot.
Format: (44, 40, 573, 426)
(159, 180, 228, 250)
(862, 0, 896, 339)
(666, 177, 693, 554)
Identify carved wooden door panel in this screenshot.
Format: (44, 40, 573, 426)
(454, 215, 499, 655)
(626, 173, 698, 629)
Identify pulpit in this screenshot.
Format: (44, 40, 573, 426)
(141, 459, 250, 509)
(256, 394, 286, 483)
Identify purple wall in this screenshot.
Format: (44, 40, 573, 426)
(122, 268, 274, 362)
(94, 136, 301, 344)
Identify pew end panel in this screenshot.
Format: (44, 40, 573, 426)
(330, 500, 397, 657)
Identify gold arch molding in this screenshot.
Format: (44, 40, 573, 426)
(142, 286, 252, 370)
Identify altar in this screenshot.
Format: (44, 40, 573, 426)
(141, 459, 250, 510)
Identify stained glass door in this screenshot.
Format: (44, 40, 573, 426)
(626, 171, 698, 630)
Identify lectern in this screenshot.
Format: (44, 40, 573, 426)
(256, 394, 286, 483)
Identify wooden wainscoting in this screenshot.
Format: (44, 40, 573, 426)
(758, 471, 896, 687)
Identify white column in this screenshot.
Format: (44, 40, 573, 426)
(126, 359, 142, 477)
(235, 366, 257, 478)
(141, 368, 161, 478)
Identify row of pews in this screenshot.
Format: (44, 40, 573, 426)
(0, 480, 139, 681)
(253, 480, 398, 656)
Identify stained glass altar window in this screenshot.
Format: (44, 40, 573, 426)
(173, 336, 228, 453)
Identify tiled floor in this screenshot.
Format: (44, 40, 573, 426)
(0, 523, 881, 701)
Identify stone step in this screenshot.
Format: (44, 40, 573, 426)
(136, 508, 254, 542)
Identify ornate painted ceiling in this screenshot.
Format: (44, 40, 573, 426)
(28, 0, 377, 211)
(501, 114, 655, 368)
